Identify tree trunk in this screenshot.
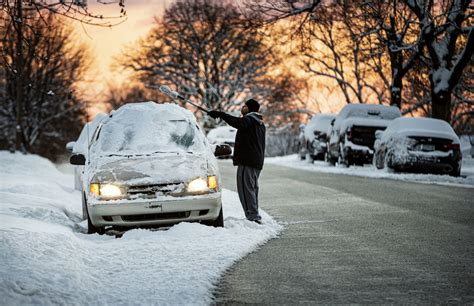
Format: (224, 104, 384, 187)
(390, 76, 402, 109)
(431, 87, 451, 122)
(14, 0, 24, 152)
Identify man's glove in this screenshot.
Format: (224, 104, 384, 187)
(208, 111, 222, 119)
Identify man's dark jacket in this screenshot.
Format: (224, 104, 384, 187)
(218, 112, 266, 170)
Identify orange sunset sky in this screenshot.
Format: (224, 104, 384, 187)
(75, 0, 344, 116)
(74, 0, 171, 113)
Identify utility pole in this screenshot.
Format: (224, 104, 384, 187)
(14, 0, 24, 152)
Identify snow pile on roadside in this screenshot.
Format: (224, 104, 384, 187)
(266, 154, 474, 188)
(0, 151, 281, 305)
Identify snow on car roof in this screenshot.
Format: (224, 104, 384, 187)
(304, 114, 335, 140)
(92, 102, 208, 156)
(382, 117, 460, 143)
(73, 112, 107, 154)
(207, 126, 237, 139)
(334, 104, 401, 132)
(337, 104, 401, 120)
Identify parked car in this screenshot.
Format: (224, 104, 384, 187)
(69, 102, 230, 234)
(206, 125, 236, 158)
(66, 113, 107, 190)
(373, 117, 462, 176)
(297, 124, 306, 160)
(326, 104, 401, 166)
(299, 114, 336, 162)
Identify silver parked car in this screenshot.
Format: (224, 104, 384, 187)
(299, 114, 336, 162)
(70, 102, 230, 234)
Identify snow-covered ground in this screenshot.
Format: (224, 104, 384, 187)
(0, 151, 281, 305)
(266, 155, 474, 188)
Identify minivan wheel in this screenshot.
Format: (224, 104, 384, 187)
(202, 207, 224, 228)
(83, 192, 104, 235)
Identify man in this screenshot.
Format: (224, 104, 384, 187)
(208, 99, 266, 224)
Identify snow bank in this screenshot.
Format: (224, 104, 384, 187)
(266, 154, 474, 188)
(0, 151, 281, 305)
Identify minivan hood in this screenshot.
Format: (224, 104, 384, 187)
(89, 153, 212, 186)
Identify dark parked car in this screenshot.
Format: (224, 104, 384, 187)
(298, 114, 335, 162)
(326, 104, 401, 166)
(373, 117, 462, 176)
(206, 126, 236, 158)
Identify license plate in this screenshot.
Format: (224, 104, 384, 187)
(418, 144, 435, 151)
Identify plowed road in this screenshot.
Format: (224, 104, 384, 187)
(215, 161, 474, 304)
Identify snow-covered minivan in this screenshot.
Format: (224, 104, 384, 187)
(374, 117, 462, 176)
(326, 104, 401, 166)
(70, 102, 229, 234)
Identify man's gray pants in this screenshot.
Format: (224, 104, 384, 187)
(236, 165, 262, 221)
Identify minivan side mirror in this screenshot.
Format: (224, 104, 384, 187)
(375, 130, 383, 139)
(70, 154, 86, 165)
(214, 144, 232, 157)
(66, 141, 75, 153)
(330, 118, 335, 126)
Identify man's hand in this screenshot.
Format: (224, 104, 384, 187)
(208, 111, 222, 119)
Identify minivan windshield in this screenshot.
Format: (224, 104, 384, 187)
(93, 115, 207, 156)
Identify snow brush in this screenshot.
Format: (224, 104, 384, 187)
(159, 85, 209, 114)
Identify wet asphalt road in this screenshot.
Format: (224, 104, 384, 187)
(214, 161, 474, 304)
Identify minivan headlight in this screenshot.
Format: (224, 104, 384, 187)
(187, 178, 209, 193)
(185, 176, 218, 194)
(90, 183, 126, 200)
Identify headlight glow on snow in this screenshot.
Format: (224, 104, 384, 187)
(186, 178, 209, 193)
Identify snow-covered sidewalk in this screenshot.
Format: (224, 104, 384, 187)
(0, 152, 281, 305)
(266, 154, 474, 188)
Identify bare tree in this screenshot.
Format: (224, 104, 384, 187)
(245, 0, 473, 127)
(239, 0, 322, 26)
(118, 0, 287, 129)
(1, 0, 127, 152)
(298, 3, 381, 105)
(103, 82, 161, 111)
(404, 0, 474, 122)
(0, 11, 90, 159)
(360, 1, 426, 108)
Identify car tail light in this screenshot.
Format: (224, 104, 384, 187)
(443, 143, 460, 151)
